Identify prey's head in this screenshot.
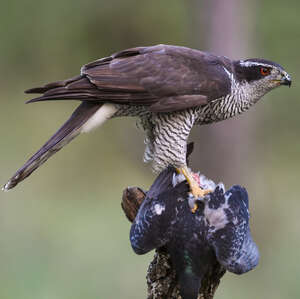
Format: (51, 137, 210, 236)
(233, 58, 291, 100)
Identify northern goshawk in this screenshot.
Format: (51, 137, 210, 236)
(3, 44, 292, 199)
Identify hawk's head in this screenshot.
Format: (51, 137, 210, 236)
(233, 58, 291, 101)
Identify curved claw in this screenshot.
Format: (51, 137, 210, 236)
(176, 166, 213, 212)
(190, 185, 212, 199)
(190, 186, 213, 213)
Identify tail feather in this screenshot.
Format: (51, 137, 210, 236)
(3, 102, 102, 191)
(178, 272, 202, 299)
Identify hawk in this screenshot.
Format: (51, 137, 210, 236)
(3, 44, 291, 198)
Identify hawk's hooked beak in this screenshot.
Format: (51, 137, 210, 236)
(281, 72, 292, 87)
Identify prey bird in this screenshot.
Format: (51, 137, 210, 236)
(3, 44, 291, 198)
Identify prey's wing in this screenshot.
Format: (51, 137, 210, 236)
(27, 45, 232, 112)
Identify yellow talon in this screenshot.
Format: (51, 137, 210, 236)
(190, 184, 212, 198)
(176, 166, 212, 212)
(191, 204, 198, 214)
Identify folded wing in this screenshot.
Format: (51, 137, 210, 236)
(26, 45, 232, 112)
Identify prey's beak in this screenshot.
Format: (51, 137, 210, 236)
(281, 72, 292, 87)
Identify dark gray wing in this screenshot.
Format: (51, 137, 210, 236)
(26, 45, 232, 112)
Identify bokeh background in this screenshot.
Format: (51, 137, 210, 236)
(0, 0, 299, 298)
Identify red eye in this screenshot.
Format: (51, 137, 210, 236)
(260, 67, 270, 76)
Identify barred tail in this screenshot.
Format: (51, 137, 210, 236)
(3, 102, 104, 191)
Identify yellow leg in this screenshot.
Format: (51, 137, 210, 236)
(176, 165, 212, 202)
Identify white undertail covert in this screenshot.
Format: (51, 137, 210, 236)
(81, 103, 117, 133)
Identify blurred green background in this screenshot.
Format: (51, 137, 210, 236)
(0, 0, 299, 298)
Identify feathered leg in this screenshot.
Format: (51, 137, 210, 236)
(151, 112, 212, 208)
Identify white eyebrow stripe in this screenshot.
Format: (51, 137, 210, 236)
(239, 61, 273, 68)
(223, 66, 232, 78)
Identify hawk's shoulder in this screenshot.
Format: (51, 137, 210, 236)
(81, 44, 233, 111)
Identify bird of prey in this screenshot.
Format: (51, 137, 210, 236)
(3, 44, 291, 197)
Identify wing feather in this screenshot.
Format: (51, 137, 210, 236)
(26, 44, 232, 112)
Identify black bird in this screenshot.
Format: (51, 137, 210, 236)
(130, 167, 259, 299)
(3, 44, 292, 196)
